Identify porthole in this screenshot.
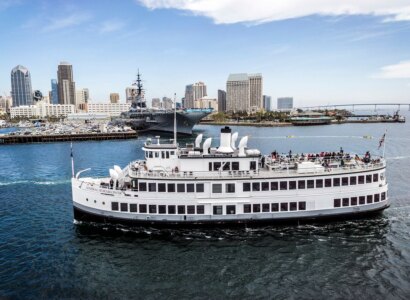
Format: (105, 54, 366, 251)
(86, 198, 88, 201)
(94, 200, 97, 203)
(102, 202, 105, 205)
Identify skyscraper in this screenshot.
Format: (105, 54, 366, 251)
(263, 95, 271, 111)
(57, 62, 76, 105)
(51, 79, 59, 104)
(110, 93, 120, 103)
(226, 73, 263, 113)
(218, 89, 226, 112)
(10, 65, 33, 107)
(277, 97, 293, 110)
(226, 73, 249, 112)
(184, 82, 207, 108)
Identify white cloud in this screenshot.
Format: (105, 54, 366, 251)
(375, 61, 410, 79)
(0, 0, 20, 11)
(137, 0, 410, 24)
(99, 20, 125, 34)
(43, 13, 92, 32)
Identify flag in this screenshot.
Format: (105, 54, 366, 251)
(378, 133, 386, 149)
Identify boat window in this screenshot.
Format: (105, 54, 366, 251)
(155, 152, 159, 158)
(359, 196, 366, 204)
(253, 204, 261, 213)
(131, 179, 138, 191)
(197, 205, 204, 214)
(177, 183, 185, 192)
(139, 204, 147, 213)
(130, 204, 137, 212)
(298, 202, 306, 210)
(342, 177, 349, 186)
(271, 203, 279, 212)
(250, 161, 257, 170)
(161, 151, 165, 159)
(244, 204, 251, 213)
(168, 183, 175, 192)
(232, 162, 239, 171)
(262, 203, 270, 212)
(271, 182, 278, 191)
(334, 199, 341, 207)
(243, 182, 251, 192)
(226, 183, 235, 193)
(177, 205, 185, 214)
(158, 183, 166, 192)
(381, 192, 386, 200)
(289, 181, 297, 190)
(325, 178, 332, 187)
(166, 151, 170, 159)
(374, 194, 380, 202)
(380, 172, 385, 180)
(226, 205, 236, 214)
(168, 205, 176, 214)
(316, 179, 323, 188)
(111, 202, 119, 211)
(252, 182, 260, 191)
(367, 195, 373, 204)
(149, 205, 157, 214)
(280, 203, 288, 211)
(223, 162, 230, 171)
(307, 180, 314, 189)
(280, 181, 287, 190)
(213, 206, 223, 215)
(148, 152, 153, 158)
(159, 205, 166, 214)
(149, 183, 156, 192)
(187, 205, 196, 214)
(209, 162, 212, 171)
(342, 198, 349, 207)
(187, 184, 195, 193)
(333, 178, 340, 187)
(261, 182, 269, 191)
(351, 197, 357, 206)
(139, 182, 147, 191)
(213, 162, 221, 171)
(358, 175, 365, 184)
(298, 180, 305, 189)
(350, 176, 356, 185)
(366, 174, 372, 183)
(196, 183, 204, 193)
(290, 202, 297, 211)
(170, 151, 175, 156)
(212, 184, 222, 193)
(373, 173, 379, 182)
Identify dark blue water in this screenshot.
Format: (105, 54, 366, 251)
(1, 115, 410, 299)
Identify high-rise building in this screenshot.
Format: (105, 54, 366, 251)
(75, 88, 89, 111)
(11, 65, 33, 107)
(277, 97, 293, 110)
(218, 89, 226, 112)
(196, 96, 218, 111)
(152, 98, 161, 109)
(51, 79, 59, 104)
(126, 86, 137, 104)
(110, 93, 120, 103)
(162, 97, 173, 110)
(226, 73, 249, 112)
(184, 82, 207, 108)
(57, 62, 76, 105)
(263, 95, 271, 111)
(226, 73, 263, 113)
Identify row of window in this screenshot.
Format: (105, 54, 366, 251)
(243, 202, 306, 214)
(145, 150, 176, 159)
(138, 182, 205, 193)
(334, 192, 386, 207)
(112, 202, 205, 215)
(243, 173, 381, 192)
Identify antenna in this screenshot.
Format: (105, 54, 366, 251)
(174, 93, 177, 146)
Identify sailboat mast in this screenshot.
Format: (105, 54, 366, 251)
(174, 93, 177, 145)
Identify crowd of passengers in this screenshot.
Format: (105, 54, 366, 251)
(265, 148, 379, 167)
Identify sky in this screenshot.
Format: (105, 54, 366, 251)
(1, 0, 410, 107)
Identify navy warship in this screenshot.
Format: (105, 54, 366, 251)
(119, 72, 213, 135)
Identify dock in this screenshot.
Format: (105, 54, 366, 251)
(0, 131, 138, 145)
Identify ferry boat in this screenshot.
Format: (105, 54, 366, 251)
(71, 126, 389, 227)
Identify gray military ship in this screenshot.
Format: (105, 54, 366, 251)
(119, 72, 212, 135)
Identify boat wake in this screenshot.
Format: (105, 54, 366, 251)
(0, 179, 71, 186)
(386, 156, 410, 161)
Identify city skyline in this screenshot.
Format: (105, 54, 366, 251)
(1, 1, 410, 106)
